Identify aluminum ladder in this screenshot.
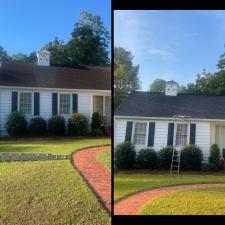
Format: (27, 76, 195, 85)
(170, 148, 181, 174)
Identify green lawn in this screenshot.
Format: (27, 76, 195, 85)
(96, 150, 111, 171)
(140, 188, 225, 215)
(0, 138, 111, 225)
(114, 172, 225, 201)
(0, 137, 110, 155)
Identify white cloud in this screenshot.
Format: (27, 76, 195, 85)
(147, 49, 177, 61)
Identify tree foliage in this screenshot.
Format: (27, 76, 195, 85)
(149, 79, 166, 92)
(114, 47, 141, 108)
(0, 46, 9, 62)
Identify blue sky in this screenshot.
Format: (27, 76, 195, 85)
(0, 0, 111, 55)
(114, 10, 225, 90)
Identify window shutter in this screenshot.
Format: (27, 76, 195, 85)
(72, 94, 78, 113)
(11, 92, 18, 112)
(190, 123, 196, 144)
(34, 92, 40, 116)
(167, 123, 174, 146)
(52, 93, 58, 115)
(148, 122, 155, 147)
(125, 121, 133, 142)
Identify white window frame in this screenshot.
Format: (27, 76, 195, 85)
(58, 93, 72, 116)
(18, 91, 33, 116)
(132, 121, 148, 147)
(173, 122, 190, 149)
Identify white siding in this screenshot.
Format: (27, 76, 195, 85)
(0, 87, 110, 136)
(78, 92, 91, 120)
(195, 122, 210, 162)
(0, 89, 11, 135)
(114, 119, 127, 146)
(114, 118, 211, 162)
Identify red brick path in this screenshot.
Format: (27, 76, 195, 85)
(72, 146, 111, 213)
(114, 183, 225, 215)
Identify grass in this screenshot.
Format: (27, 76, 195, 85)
(139, 188, 225, 215)
(0, 138, 111, 225)
(96, 150, 111, 171)
(0, 137, 110, 155)
(114, 172, 225, 201)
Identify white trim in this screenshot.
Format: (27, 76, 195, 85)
(18, 91, 33, 116)
(173, 122, 190, 149)
(0, 85, 110, 93)
(131, 121, 148, 148)
(114, 115, 225, 122)
(58, 92, 72, 116)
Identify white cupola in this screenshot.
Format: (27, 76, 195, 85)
(165, 80, 178, 96)
(37, 50, 50, 66)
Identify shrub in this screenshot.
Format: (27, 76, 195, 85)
(180, 144, 203, 171)
(202, 163, 218, 172)
(136, 149, 159, 169)
(115, 141, 136, 169)
(158, 146, 175, 169)
(29, 117, 47, 136)
(209, 144, 220, 169)
(68, 113, 89, 136)
(91, 128, 103, 136)
(5, 112, 27, 137)
(48, 115, 66, 136)
(91, 112, 102, 130)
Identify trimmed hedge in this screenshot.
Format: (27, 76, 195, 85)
(158, 146, 175, 169)
(48, 115, 66, 136)
(5, 112, 27, 137)
(209, 144, 220, 169)
(29, 117, 47, 136)
(91, 112, 102, 130)
(90, 128, 103, 136)
(115, 141, 136, 169)
(67, 113, 89, 136)
(180, 144, 203, 171)
(136, 148, 159, 169)
(202, 163, 218, 172)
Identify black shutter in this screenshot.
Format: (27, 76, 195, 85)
(190, 123, 196, 144)
(167, 123, 174, 146)
(11, 92, 18, 112)
(148, 122, 155, 147)
(72, 94, 78, 113)
(52, 93, 58, 115)
(34, 92, 40, 116)
(125, 121, 133, 142)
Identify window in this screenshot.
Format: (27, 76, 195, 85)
(175, 124, 188, 147)
(93, 96, 103, 116)
(59, 94, 70, 114)
(133, 122, 147, 145)
(20, 93, 32, 115)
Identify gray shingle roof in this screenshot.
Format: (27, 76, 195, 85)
(0, 62, 111, 90)
(115, 91, 225, 120)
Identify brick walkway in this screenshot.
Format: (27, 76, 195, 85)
(72, 146, 111, 213)
(114, 183, 225, 215)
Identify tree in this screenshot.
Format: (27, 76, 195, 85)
(217, 44, 225, 70)
(0, 46, 9, 62)
(114, 47, 141, 108)
(149, 79, 166, 92)
(10, 53, 28, 62)
(26, 51, 37, 63)
(41, 37, 71, 66)
(67, 11, 110, 65)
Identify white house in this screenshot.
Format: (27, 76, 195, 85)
(0, 50, 111, 136)
(114, 80, 225, 161)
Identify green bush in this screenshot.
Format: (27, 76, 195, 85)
(68, 113, 89, 136)
(202, 163, 218, 172)
(91, 128, 103, 136)
(115, 141, 136, 170)
(5, 112, 27, 137)
(91, 112, 102, 130)
(48, 115, 66, 136)
(29, 117, 47, 136)
(158, 146, 175, 169)
(180, 144, 203, 171)
(136, 149, 159, 169)
(209, 144, 220, 169)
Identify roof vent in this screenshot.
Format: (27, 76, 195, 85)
(37, 50, 50, 66)
(165, 80, 178, 96)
